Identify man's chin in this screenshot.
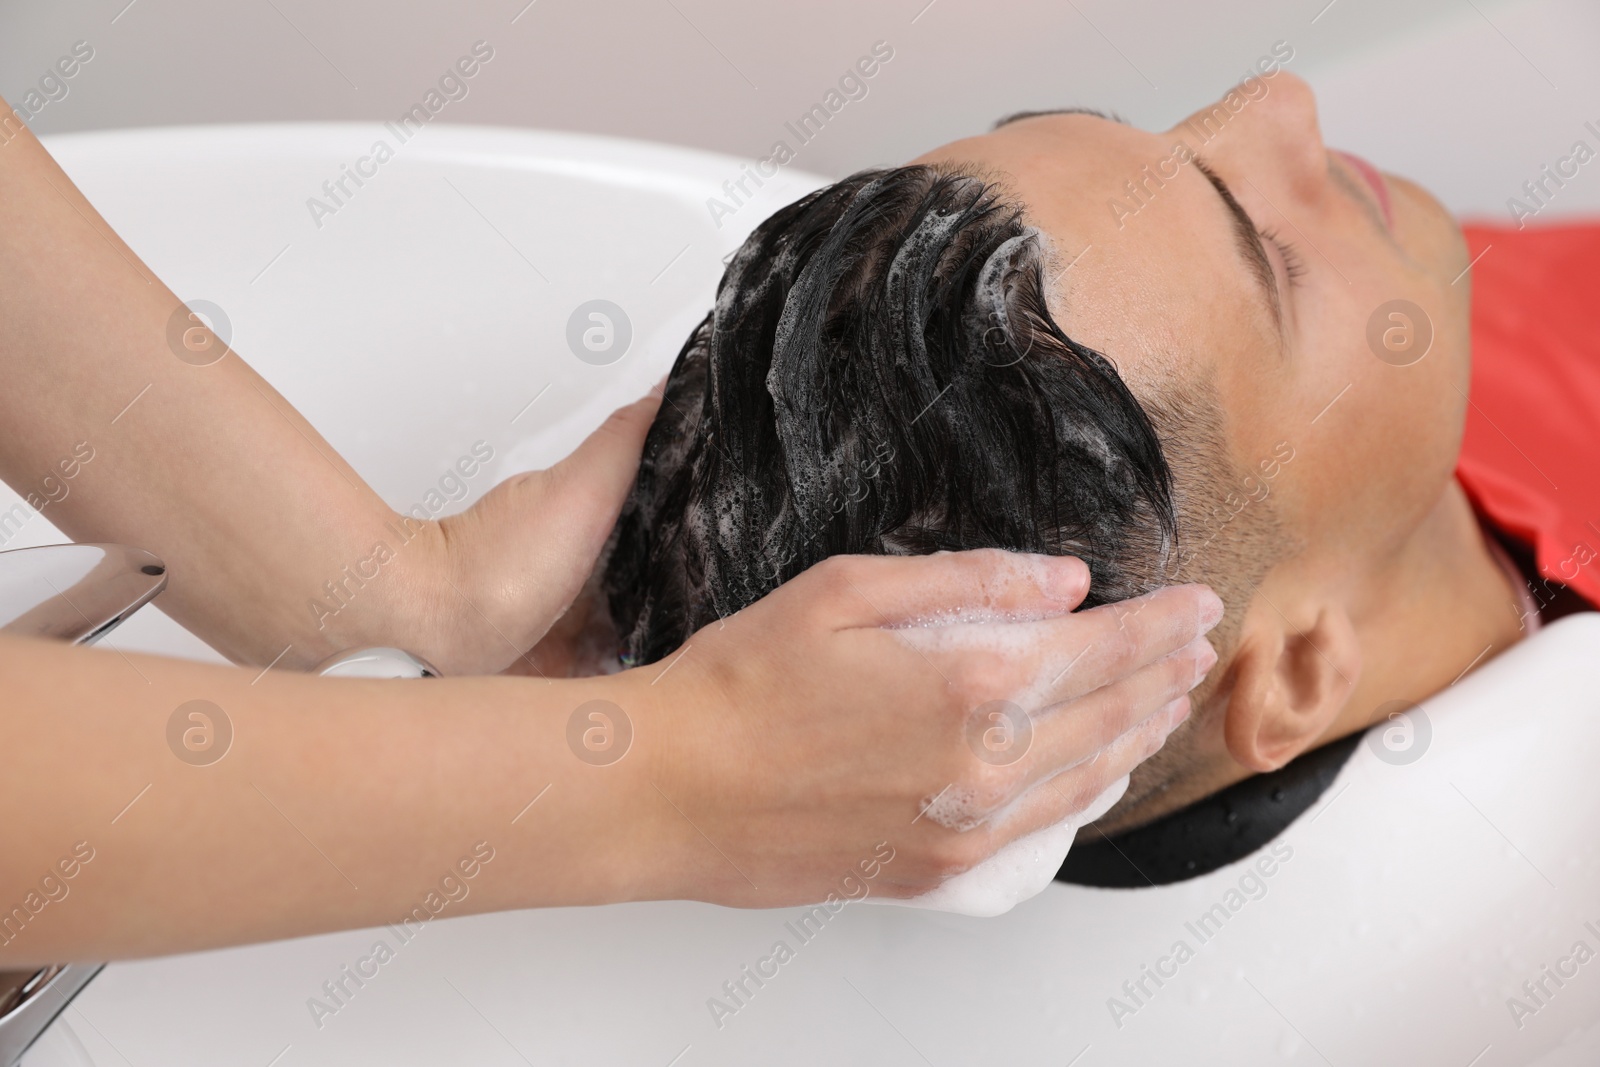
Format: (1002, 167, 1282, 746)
(1391, 173, 1470, 281)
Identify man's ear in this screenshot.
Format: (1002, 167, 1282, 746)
(1222, 600, 1362, 773)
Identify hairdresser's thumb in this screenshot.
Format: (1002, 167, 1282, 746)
(545, 379, 664, 521)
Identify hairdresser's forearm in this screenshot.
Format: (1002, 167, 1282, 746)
(0, 98, 442, 668)
(0, 635, 659, 965)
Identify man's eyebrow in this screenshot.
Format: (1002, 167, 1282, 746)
(1192, 157, 1284, 337)
(990, 107, 1129, 130)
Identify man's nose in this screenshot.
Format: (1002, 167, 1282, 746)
(1176, 71, 1326, 196)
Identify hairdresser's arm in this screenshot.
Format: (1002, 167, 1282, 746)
(0, 98, 641, 673)
(0, 552, 1219, 964)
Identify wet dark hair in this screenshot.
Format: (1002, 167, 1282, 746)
(604, 165, 1185, 667)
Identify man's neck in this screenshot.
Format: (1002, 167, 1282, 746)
(1327, 476, 1527, 742)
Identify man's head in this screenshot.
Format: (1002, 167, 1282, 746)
(604, 72, 1476, 830)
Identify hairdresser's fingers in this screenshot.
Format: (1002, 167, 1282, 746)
(903, 638, 1206, 842)
(886, 583, 1219, 762)
(801, 549, 1091, 630)
(984, 694, 1191, 849)
(871, 696, 1187, 895)
(429, 381, 664, 673)
(1023, 584, 1223, 706)
(1017, 634, 1216, 783)
(545, 379, 666, 521)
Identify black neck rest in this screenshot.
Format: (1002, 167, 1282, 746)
(1056, 733, 1362, 888)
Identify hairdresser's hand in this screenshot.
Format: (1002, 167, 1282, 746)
(410, 383, 665, 675)
(0, 106, 658, 674)
(622, 550, 1223, 908)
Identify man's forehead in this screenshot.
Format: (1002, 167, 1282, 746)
(912, 118, 1272, 401)
(913, 120, 1202, 274)
(912, 111, 1146, 188)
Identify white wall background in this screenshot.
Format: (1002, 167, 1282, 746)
(2, 0, 1599, 221)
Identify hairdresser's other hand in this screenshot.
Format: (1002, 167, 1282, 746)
(621, 550, 1224, 908)
(407, 383, 663, 675)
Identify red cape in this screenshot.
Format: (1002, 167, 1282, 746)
(1457, 222, 1600, 608)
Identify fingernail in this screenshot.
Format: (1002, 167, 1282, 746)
(1164, 695, 1193, 729)
(1193, 638, 1218, 686)
(1197, 589, 1224, 631)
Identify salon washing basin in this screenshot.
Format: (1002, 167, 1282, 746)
(13, 124, 1600, 1066)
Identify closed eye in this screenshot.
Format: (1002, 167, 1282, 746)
(1261, 227, 1307, 287)
(1193, 157, 1288, 339)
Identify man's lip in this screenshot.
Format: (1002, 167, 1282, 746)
(1333, 150, 1392, 230)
